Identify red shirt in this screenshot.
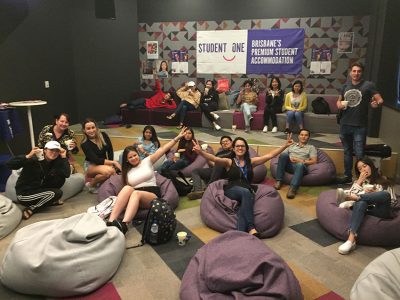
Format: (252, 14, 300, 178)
(145, 80, 177, 109)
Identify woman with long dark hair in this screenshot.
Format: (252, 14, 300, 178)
(193, 136, 293, 236)
(336, 156, 397, 254)
(283, 80, 307, 133)
(159, 127, 197, 172)
(200, 80, 221, 130)
(263, 76, 284, 133)
(107, 127, 187, 234)
(134, 125, 161, 160)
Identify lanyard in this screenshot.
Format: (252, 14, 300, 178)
(234, 158, 248, 180)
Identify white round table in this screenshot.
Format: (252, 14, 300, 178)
(8, 100, 47, 148)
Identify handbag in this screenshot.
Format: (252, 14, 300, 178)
(217, 78, 230, 93)
(87, 196, 116, 220)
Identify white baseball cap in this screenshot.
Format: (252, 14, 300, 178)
(187, 81, 196, 87)
(44, 141, 61, 150)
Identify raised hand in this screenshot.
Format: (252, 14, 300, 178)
(192, 139, 201, 153)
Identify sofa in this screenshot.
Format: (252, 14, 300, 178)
(121, 88, 340, 134)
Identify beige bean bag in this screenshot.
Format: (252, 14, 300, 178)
(5, 170, 84, 203)
(350, 248, 400, 300)
(0, 213, 125, 297)
(0, 194, 22, 239)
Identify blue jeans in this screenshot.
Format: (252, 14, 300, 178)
(339, 125, 367, 178)
(174, 101, 196, 124)
(286, 110, 304, 128)
(224, 186, 255, 232)
(160, 158, 189, 172)
(349, 191, 392, 235)
(275, 152, 307, 189)
(240, 103, 257, 127)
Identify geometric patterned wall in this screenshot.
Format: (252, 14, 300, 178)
(138, 16, 369, 94)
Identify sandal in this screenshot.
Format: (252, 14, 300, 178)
(22, 208, 33, 220)
(51, 200, 64, 206)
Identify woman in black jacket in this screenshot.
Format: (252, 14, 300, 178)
(263, 76, 284, 133)
(6, 141, 70, 219)
(199, 80, 221, 130)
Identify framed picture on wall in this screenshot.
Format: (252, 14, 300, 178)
(337, 32, 354, 53)
(147, 41, 159, 59)
(171, 50, 188, 74)
(156, 60, 169, 78)
(142, 60, 154, 79)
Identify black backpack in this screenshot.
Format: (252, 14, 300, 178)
(161, 169, 193, 196)
(312, 97, 331, 114)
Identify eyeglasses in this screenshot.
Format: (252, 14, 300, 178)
(234, 145, 246, 148)
(220, 140, 231, 145)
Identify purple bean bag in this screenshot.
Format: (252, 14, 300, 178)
(200, 180, 284, 238)
(270, 148, 336, 186)
(165, 142, 214, 177)
(96, 173, 179, 220)
(316, 190, 400, 246)
(180, 231, 303, 300)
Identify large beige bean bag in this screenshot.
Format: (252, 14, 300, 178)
(0, 194, 22, 239)
(0, 213, 125, 297)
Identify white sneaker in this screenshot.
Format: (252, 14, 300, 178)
(339, 200, 355, 209)
(85, 182, 99, 194)
(262, 126, 268, 132)
(336, 188, 346, 205)
(245, 126, 250, 133)
(271, 126, 278, 133)
(338, 240, 356, 255)
(214, 124, 221, 131)
(212, 113, 220, 120)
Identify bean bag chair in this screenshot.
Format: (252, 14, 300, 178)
(165, 142, 214, 178)
(180, 231, 303, 300)
(350, 247, 400, 300)
(0, 195, 22, 239)
(0, 213, 125, 297)
(200, 180, 284, 238)
(270, 148, 336, 186)
(316, 190, 400, 246)
(96, 172, 179, 220)
(5, 170, 85, 203)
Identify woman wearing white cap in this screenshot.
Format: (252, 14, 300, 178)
(166, 81, 201, 128)
(6, 141, 70, 220)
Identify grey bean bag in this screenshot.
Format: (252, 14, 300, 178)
(5, 170, 85, 203)
(0, 195, 22, 239)
(180, 231, 303, 300)
(96, 172, 179, 219)
(350, 247, 400, 300)
(316, 190, 400, 246)
(0, 213, 125, 297)
(165, 142, 214, 177)
(270, 148, 336, 186)
(200, 180, 284, 238)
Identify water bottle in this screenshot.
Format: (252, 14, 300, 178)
(149, 220, 158, 244)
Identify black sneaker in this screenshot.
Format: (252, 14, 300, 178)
(107, 220, 128, 235)
(284, 128, 290, 134)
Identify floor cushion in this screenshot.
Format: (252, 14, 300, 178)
(350, 247, 400, 300)
(270, 148, 336, 186)
(5, 170, 85, 203)
(180, 230, 303, 300)
(0, 195, 22, 239)
(96, 172, 179, 220)
(200, 180, 284, 238)
(0, 213, 125, 297)
(316, 189, 400, 246)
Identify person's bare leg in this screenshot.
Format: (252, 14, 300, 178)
(122, 190, 157, 222)
(86, 165, 115, 186)
(108, 186, 134, 221)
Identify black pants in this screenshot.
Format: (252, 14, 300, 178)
(17, 176, 66, 212)
(263, 106, 281, 127)
(200, 102, 218, 123)
(127, 98, 147, 110)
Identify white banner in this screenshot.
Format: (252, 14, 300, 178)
(197, 30, 248, 74)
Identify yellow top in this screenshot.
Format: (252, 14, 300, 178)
(177, 87, 201, 108)
(284, 92, 307, 111)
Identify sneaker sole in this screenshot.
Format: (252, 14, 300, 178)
(338, 245, 356, 255)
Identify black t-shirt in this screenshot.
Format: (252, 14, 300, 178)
(340, 80, 378, 127)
